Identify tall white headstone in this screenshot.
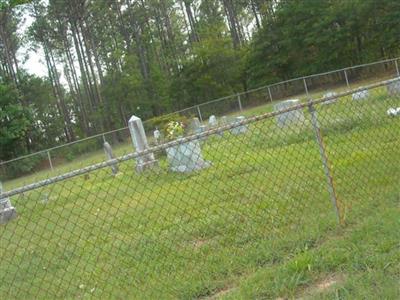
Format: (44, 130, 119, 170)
(274, 99, 305, 127)
(128, 115, 158, 172)
(0, 182, 17, 225)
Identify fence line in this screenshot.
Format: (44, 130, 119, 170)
(1, 56, 399, 172)
(1, 75, 399, 298)
(2, 77, 398, 200)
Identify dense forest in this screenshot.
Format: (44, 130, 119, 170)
(1, 0, 400, 162)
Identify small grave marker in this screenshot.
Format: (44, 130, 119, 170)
(352, 89, 369, 101)
(322, 91, 338, 105)
(0, 182, 17, 225)
(103, 142, 119, 175)
(386, 79, 400, 96)
(230, 116, 248, 135)
(274, 99, 305, 127)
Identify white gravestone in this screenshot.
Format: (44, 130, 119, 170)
(230, 116, 248, 135)
(352, 89, 369, 101)
(208, 115, 223, 136)
(191, 117, 202, 134)
(0, 182, 17, 225)
(274, 99, 305, 127)
(128, 115, 158, 172)
(153, 129, 161, 145)
(208, 115, 218, 127)
(103, 142, 119, 175)
(166, 139, 210, 173)
(386, 79, 400, 96)
(387, 107, 400, 117)
(322, 91, 338, 105)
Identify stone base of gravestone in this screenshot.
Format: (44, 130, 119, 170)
(166, 139, 210, 173)
(230, 116, 247, 135)
(274, 99, 305, 127)
(352, 89, 369, 101)
(0, 198, 17, 225)
(135, 159, 158, 173)
(322, 91, 338, 105)
(386, 79, 400, 96)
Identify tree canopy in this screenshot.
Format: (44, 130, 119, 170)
(1, 0, 399, 162)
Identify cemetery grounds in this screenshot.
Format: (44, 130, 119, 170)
(0, 80, 399, 299)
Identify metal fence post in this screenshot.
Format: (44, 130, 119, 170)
(47, 151, 54, 172)
(395, 59, 400, 77)
(267, 86, 273, 102)
(303, 78, 309, 97)
(196, 105, 203, 123)
(308, 103, 342, 224)
(344, 69, 350, 89)
(237, 94, 243, 112)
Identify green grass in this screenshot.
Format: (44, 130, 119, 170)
(0, 86, 399, 299)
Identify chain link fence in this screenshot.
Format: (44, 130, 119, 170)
(0, 78, 399, 298)
(2, 57, 400, 183)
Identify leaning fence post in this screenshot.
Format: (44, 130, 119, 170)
(47, 151, 54, 172)
(395, 59, 400, 77)
(196, 105, 203, 123)
(237, 94, 243, 111)
(344, 69, 350, 89)
(267, 86, 273, 102)
(308, 102, 342, 224)
(303, 78, 309, 97)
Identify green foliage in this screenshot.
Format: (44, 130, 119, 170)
(0, 81, 31, 161)
(247, 0, 400, 87)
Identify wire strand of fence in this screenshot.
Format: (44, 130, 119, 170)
(1, 57, 399, 170)
(2, 76, 398, 200)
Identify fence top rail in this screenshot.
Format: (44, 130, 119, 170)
(1, 76, 398, 200)
(2, 56, 399, 167)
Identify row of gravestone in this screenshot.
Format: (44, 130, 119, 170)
(324, 78, 400, 103)
(124, 115, 249, 174)
(3, 79, 399, 225)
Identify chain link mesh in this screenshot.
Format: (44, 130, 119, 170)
(0, 79, 399, 299)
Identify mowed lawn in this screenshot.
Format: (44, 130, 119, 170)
(0, 87, 399, 299)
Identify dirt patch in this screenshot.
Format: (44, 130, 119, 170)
(192, 239, 208, 249)
(298, 273, 345, 299)
(204, 286, 236, 300)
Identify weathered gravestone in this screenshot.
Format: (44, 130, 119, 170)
(103, 142, 119, 175)
(386, 79, 400, 96)
(192, 117, 201, 132)
(153, 129, 161, 145)
(208, 115, 218, 127)
(322, 91, 338, 105)
(0, 182, 17, 225)
(274, 99, 305, 127)
(128, 115, 158, 172)
(352, 89, 369, 101)
(220, 116, 228, 125)
(166, 138, 210, 173)
(230, 116, 248, 135)
(191, 117, 206, 134)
